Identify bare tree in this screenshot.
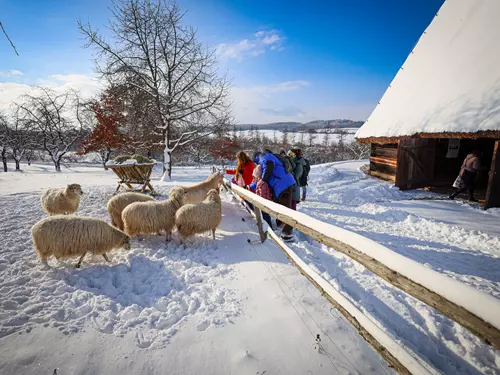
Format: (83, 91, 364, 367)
(322, 131, 330, 149)
(8, 107, 35, 170)
(334, 129, 350, 159)
(79, 0, 231, 179)
(18, 88, 86, 172)
(346, 141, 370, 160)
(0, 21, 19, 56)
(0, 114, 10, 172)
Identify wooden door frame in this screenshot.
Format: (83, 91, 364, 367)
(485, 140, 500, 209)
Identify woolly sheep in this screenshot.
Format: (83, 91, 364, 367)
(107, 192, 155, 230)
(175, 189, 222, 241)
(184, 172, 223, 204)
(122, 187, 187, 241)
(41, 184, 83, 215)
(32, 215, 131, 268)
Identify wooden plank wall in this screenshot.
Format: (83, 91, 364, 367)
(369, 143, 398, 181)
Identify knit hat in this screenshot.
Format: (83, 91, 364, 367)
(287, 150, 296, 157)
(253, 164, 262, 179)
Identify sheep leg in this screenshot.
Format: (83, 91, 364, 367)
(212, 229, 216, 240)
(40, 257, 49, 267)
(75, 253, 86, 268)
(165, 232, 172, 242)
(102, 253, 110, 262)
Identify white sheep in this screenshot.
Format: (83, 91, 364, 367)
(31, 215, 131, 268)
(122, 187, 187, 241)
(41, 184, 83, 215)
(175, 189, 222, 241)
(107, 192, 155, 230)
(184, 172, 224, 204)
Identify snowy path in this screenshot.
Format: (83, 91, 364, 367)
(0, 164, 391, 375)
(290, 161, 500, 374)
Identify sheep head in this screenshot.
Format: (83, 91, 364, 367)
(169, 187, 187, 205)
(66, 184, 83, 196)
(206, 189, 221, 203)
(122, 235, 131, 250)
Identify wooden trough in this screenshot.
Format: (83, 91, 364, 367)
(107, 162, 156, 194)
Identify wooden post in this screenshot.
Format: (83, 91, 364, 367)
(253, 207, 267, 243)
(227, 181, 500, 350)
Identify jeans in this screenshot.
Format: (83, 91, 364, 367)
(301, 186, 307, 199)
(275, 185, 294, 236)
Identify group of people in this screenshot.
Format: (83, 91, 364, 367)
(226, 146, 310, 242)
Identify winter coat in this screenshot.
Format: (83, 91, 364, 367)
(249, 152, 295, 198)
(255, 179, 272, 200)
(226, 161, 255, 187)
(290, 157, 305, 202)
(293, 157, 307, 187)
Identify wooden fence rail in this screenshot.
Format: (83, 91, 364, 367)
(222, 179, 500, 354)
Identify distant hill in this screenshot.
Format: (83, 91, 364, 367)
(235, 119, 363, 131)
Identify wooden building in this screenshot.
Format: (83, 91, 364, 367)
(356, 0, 500, 209)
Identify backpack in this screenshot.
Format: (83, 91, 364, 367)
(274, 153, 295, 174)
(299, 158, 310, 186)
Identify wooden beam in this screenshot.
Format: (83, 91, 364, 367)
(223, 181, 426, 375)
(228, 182, 500, 350)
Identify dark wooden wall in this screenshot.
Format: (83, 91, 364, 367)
(369, 143, 398, 181)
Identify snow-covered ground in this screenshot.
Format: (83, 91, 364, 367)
(1, 161, 499, 374)
(0, 163, 392, 375)
(290, 161, 500, 374)
(237, 129, 357, 145)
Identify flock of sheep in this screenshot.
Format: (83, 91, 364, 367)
(31, 173, 225, 268)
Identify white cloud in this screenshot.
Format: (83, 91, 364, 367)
(0, 73, 103, 111)
(0, 70, 24, 78)
(217, 30, 285, 61)
(230, 80, 373, 123)
(231, 80, 310, 123)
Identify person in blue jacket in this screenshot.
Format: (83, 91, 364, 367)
(250, 147, 296, 241)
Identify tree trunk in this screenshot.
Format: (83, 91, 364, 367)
(54, 158, 61, 172)
(27, 156, 31, 166)
(2, 148, 7, 172)
(15, 159, 20, 171)
(162, 129, 172, 181)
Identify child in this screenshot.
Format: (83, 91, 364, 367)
(251, 164, 274, 229)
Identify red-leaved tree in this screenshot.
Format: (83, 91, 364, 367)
(208, 137, 240, 168)
(78, 95, 129, 169)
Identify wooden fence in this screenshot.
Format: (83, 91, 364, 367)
(221, 178, 500, 374)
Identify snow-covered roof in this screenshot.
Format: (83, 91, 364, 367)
(356, 0, 500, 141)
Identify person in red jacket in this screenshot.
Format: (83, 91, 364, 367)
(226, 151, 255, 187)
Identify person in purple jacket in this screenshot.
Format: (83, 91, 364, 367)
(250, 147, 296, 242)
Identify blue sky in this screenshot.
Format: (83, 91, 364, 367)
(0, 0, 444, 123)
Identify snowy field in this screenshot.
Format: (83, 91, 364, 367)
(237, 129, 357, 145)
(290, 161, 500, 374)
(0, 161, 499, 374)
(0, 163, 392, 375)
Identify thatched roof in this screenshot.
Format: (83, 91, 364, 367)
(357, 130, 500, 145)
(356, 0, 500, 142)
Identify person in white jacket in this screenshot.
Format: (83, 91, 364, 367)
(449, 150, 482, 202)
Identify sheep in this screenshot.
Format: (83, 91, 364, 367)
(175, 189, 222, 241)
(41, 184, 83, 215)
(122, 187, 187, 241)
(31, 215, 131, 268)
(183, 172, 224, 204)
(107, 192, 155, 230)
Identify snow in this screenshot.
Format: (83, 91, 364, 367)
(0, 162, 393, 375)
(238, 129, 357, 145)
(356, 0, 500, 139)
(230, 180, 500, 333)
(288, 160, 500, 374)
